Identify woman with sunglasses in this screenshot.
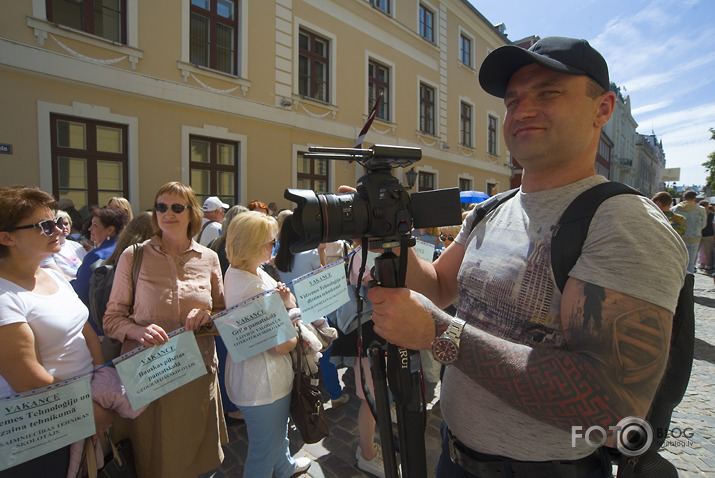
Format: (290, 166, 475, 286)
(41, 210, 87, 280)
(103, 182, 227, 478)
(71, 206, 129, 310)
(223, 211, 312, 478)
(0, 186, 113, 477)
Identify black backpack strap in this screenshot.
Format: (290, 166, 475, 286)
(466, 188, 520, 237)
(551, 182, 643, 294)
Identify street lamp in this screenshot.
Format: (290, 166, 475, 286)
(405, 167, 418, 190)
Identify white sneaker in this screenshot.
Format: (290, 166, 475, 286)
(356, 443, 401, 478)
(292, 456, 311, 475)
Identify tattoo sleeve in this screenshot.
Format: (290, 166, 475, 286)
(434, 278, 672, 432)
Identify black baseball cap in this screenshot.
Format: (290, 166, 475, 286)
(479, 36, 609, 98)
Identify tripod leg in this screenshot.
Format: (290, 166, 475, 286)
(368, 344, 401, 478)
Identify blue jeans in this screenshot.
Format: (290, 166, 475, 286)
(319, 344, 343, 400)
(684, 240, 700, 274)
(240, 393, 295, 478)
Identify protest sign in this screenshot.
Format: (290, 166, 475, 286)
(292, 262, 350, 323)
(413, 239, 436, 262)
(0, 376, 94, 471)
(214, 292, 297, 363)
(114, 330, 206, 410)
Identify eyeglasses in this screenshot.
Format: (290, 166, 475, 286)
(155, 203, 187, 214)
(4, 218, 63, 237)
(440, 234, 455, 242)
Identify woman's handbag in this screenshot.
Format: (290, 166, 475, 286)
(82, 433, 137, 478)
(290, 328, 329, 444)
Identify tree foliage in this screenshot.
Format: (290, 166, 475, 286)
(702, 128, 715, 191)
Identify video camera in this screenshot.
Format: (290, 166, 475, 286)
(284, 144, 462, 252)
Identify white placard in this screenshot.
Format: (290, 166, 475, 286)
(413, 239, 436, 262)
(0, 376, 94, 471)
(114, 331, 207, 411)
(292, 262, 350, 323)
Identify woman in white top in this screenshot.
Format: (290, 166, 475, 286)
(223, 211, 311, 478)
(0, 186, 111, 478)
(41, 210, 87, 280)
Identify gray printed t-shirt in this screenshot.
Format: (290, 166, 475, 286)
(443, 175, 687, 460)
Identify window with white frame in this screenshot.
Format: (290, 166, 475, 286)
(370, 0, 391, 14)
(460, 33, 472, 68)
(418, 171, 435, 191)
(459, 177, 472, 191)
(297, 152, 329, 193)
(46, 0, 127, 43)
(299, 29, 330, 102)
(419, 4, 434, 42)
(461, 102, 473, 147)
(369, 60, 390, 121)
(190, 135, 238, 206)
(190, 0, 239, 75)
(487, 115, 498, 155)
(419, 83, 435, 135)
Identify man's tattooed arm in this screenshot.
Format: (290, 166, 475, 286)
(420, 277, 672, 432)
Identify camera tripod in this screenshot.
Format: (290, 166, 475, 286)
(356, 239, 427, 478)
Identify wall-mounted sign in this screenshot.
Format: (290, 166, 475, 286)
(0, 144, 12, 154)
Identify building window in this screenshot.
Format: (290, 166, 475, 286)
(460, 34, 472, 68)
(190, 0, 239, 75)
(420, 83, 435, 135)
(190, 135, 238, 206)
(418, 171, 435, 192)
(50, 114, 128, 216)
(488, 115, 498, 155)
(369, 0, 390, 14)
(459, 178, 472, 191)
(369, 60, 390, 121)
(46, 0, 127, 43)
(419, 4, 434, 42)
(299, 29, 330, 102)
(460, 102, 473, 147)
(297, 153, 329, 193)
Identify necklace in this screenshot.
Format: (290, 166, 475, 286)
(177, 251, 191, 266)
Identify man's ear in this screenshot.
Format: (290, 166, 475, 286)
(0, 231, 16, 248)
(594, 91, 616, 128)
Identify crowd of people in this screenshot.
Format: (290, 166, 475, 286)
(0, 35, 693, 478)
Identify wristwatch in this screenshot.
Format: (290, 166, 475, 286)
(431, 317, 466, 364)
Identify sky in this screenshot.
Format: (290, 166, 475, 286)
(469, 0, 715, 187)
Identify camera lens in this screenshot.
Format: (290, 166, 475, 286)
(284, 189, 369, 252)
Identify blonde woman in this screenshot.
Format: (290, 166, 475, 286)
(103, 182, 227, 478)
(41, 209, 87, 280)
(107, 196, 134, 221)
(224, 211, 311, 478)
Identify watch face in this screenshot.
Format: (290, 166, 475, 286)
(432, 338, 458, 364)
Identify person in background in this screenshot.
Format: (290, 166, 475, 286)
(247, 200, 270, 215)
(672, 190, 707, 274)
(197, 196, 228, 247)
(81, 204, 101, 240)
(652, 191, 686, 237)
(268, 202, 279, 217)
(107, 196, 134, 222)
(72, 207, 129, 307)
(697, 200, 714, 273)
(223, 211, 311, 478)
(41, 210, 87, 280)
(209, 204, 249, 425)
(103, 182, 227, 478)
(0, 186, 113, 478)
(57, 198, 84, 239)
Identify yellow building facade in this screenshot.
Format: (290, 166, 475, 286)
(0, 0, 510, 216)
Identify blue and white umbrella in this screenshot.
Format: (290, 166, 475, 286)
(459, 190, 490, 203)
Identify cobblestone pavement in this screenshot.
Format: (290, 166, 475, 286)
(217, 271, 715, 478)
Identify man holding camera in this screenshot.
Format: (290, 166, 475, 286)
(367, 37, 687, 477)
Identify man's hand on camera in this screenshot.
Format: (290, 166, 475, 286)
(368, 286, 449, 350)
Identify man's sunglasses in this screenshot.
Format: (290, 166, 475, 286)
(154, 203, 187, 214)
(4, 218, 63, 236)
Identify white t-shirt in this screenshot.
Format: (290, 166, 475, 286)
(0, 269, 93, 397)
(197, 218, 221, 247)
(223, 267, 293, 406)
(41, 239, 87, 279)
